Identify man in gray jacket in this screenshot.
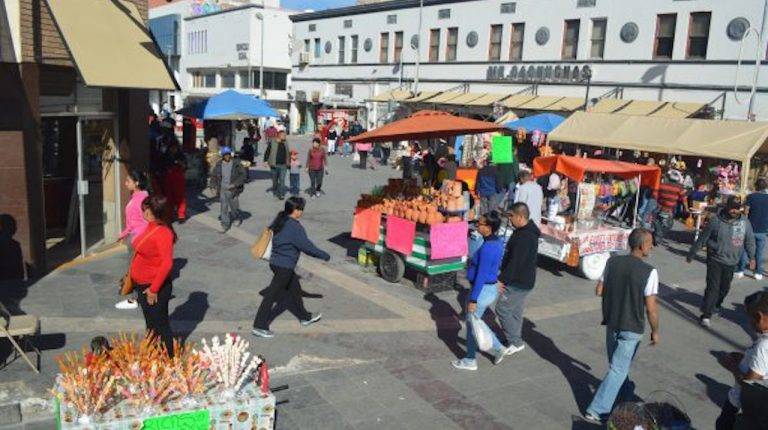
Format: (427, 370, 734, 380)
(211, 147, 247, 232)
(263, 131, 292, 200)
(688, 196, 756, 327)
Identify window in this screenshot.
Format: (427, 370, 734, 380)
(429, 29, 440, 62)
(500, 2, 516, 13)
(343, 19, 352, 28)
(438, 9, 450, 19)
(192, 72, 201, 87)
(387, 14, 397, 24)
(351, 35, 359, 63)
(338, 36, 346, 64)
(303, 39, 310, 53)
(314, 38, 321, 58)
(187, 30, 208, 54)
(249, 71, 288, 91)
(394, 31, 404, 63)
(590, 18, 607, 59)
(562, 19, 580, 59)
(239, 71, 250, 88)
(380, 32, 389, 63)
(509, 23, 525, 61)
(654, 14, 676, 59)
(446, 27, 458, 62)
(577, 0, 596, 6)
(687, 12, 711, 59)
(203, 72, 215, 88)
(309, 23, 316, 32)
(272, 72, 287, 91)
(489, 25, 503, 61)
(221, 72, 235, 88)
(251, 71, 260, 89)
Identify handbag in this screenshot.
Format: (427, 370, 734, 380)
(251, 228, 273, 260)
(120, 226, 160, 296)
(469, 313, 494, 352)
(353, 152, 360, 163)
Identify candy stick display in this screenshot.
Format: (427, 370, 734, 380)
(197, 334, 262, 395)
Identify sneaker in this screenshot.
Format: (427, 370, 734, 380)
(700, 317, 711, 327)
(300, 313, 322, 327)
(451, 358, 478, 371)
(115, 299, 138, 310)
(314, 192, 321, 198)
(755, 273, 763, 281)
(502, 344, 526, 357)
(583, 412, 602, 424)
(220, 225, 230, 234)
(251, 328, 275, 338)
(735, 271, 745, 280)
(493, 348, 507, 365)
(310, 194, 316, 199)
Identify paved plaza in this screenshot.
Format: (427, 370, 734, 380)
(1, 135, 766, 429)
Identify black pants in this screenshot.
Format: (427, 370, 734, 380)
(715, 400, 738, 430)
(358, 151, 368, 169)
(380, 147, 391, 165)
(136, 281, 175, 355)
(309, 169, 324, 192)
(701, 257, 735, 318)
(253, 265, 312, 330)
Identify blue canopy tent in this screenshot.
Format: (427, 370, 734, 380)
(176, 89, 278, 119)
(503, 113, 565, 134)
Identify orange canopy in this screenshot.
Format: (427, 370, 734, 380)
(349, 110, 505, 143)
(533, 155, 661, 189)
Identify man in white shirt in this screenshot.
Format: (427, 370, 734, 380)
(514, 171, 543, 225)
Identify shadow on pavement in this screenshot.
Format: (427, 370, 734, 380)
(695, 373, 730, 407)
(169, 258, 189, 283)
(327, 232, 359, 259)
(170, 291, 209, 344)
(0, 333, 66, 370)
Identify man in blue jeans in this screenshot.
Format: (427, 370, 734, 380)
(584, 228, 660, 423)
(737, 178, 768, 280)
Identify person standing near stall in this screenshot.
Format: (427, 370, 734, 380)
(115, 170, 150, 310)
(306, 137, 327, 198)
(211, 147, 247, 233)
(264, 131, 292, 200)
(355, 141, 373, 170)
(514, 171, 543, 226)
(252, 197, 330, 338)
(130, 195, 177, 356)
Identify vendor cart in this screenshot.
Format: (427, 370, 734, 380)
(524, 155, 661, 280)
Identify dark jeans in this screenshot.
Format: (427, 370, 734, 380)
(652, 211, 674, 243)
(253, 265, 312, 330)
(359, 151, 368, 169)
(715, 400, 738, 430)
(701, 257, 735, 318)
(136, 281, 175, 356)
(380, 147, 391, 165)
(289, 173, 300, 196)
(271, 166, 287, 198)
(309, 169, 324, 192)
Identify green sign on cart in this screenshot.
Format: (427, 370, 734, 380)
(491, 135, 514, 164)
(142, 409, 210, 430)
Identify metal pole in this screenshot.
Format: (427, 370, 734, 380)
(633, 175, 640, 228)
(259, 5, 265, 98)
(76, 118, 86, 257)
(583, 75, 592, 111)
(748, 0, 768, 120)
(113, 113, 121, 240)
(413, 0, 424, 93)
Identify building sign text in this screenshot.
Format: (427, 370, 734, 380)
(486, 64, 592, 83)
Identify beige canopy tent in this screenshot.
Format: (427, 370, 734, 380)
(548, 112, 768, 190)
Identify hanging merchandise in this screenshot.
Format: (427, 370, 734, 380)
(530, 130, 543, 147)
(577, 182, 597, 220)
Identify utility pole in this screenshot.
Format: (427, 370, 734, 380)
(748, 0, 768, 121)
(413, 0, 424, 93)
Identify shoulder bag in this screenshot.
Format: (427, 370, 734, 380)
(251, 228, 273, 260)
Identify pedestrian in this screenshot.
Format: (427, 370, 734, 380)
(355, 141, 373, 170)
(162, 142, 187, 222)
(736, 178, 768, 280)
(263, 131, 291, 200)
(327, 127, 338, 155)
(476, 158, 502, 215)
(252, 197, 330, 338)
(584, 228, 660, 423)
(240, 138, 255, 165)
(211, 146, 247, 233)
(514, 171, 543, 226)
(380, 141, 392, 166)
(655, 171, 689, 244)
(115, 170, 150, 311)
(494, 202, 541, 360)
(130, 195, 177, 356)
(715, 291, 768, 430)
(688, 196, 756, 327)
(306, 137, 327, 198)
(289, 150, 301, 197)
(452, 211, 508, 371)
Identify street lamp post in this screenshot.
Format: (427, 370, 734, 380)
(255, 7, 265, 98)
(582, 68, 593, 111)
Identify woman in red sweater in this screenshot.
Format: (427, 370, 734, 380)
(130, 194, 177, 355)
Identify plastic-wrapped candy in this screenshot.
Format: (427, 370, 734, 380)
(531, 130, 543, 147)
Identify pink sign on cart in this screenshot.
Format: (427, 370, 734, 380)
(430, 221, 469, 260)
(385, 216, 416, 255)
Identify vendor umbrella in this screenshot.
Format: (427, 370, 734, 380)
(175, 89, 278, 120)
(349, 110, 505, 143)
(504, 113, 565, 134)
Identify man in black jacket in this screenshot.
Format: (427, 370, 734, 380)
(494, 202, 540, 363)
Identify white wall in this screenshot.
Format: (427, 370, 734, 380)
(0, 0, 21, 63)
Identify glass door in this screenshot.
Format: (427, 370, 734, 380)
(78, 117, 117, 254)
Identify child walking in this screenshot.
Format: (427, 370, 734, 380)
(289, 150, 301, 197)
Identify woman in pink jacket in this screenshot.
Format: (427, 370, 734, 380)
(115, 170, 150, 310)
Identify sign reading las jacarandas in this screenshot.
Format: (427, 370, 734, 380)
(486, 64, 593, 83)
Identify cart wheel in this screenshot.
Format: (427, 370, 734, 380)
(579, 252, 610, 281)
(379, 250, 405, 283)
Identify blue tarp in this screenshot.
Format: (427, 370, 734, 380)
(176, 90, 278, 120)
(503, 113, 565, 134)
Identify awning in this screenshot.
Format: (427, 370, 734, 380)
(423, 92, 465, 104)
(369, 89, 413, 102)
(649, 102, 706, 119)
(540, 97, 585, 112)
(349, 110, 504, 143)
(45, 0, 177, 90)
(467, 93, 509, 106)
(504, 113, 565, 133)
(591, 98, 632, 113)
(176, 90, 278, 120)
(515, 96, 565, 110)
(403, 91, 441, 103)
(442, 93, 486, 105)
(502, 94, 537, 108)
(533, 155, 661, 189)
(613, 100, 667, 116)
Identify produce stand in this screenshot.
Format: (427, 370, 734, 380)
(528, 155, 661, 280)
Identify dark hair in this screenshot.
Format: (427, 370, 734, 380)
(141, 194, 178, 243)
(628, 228, 650, 250)
(757, 178, 768, 191)
(746, 291, 768, 317)
(270, 196, 306, 234)
(312, 137, 321, 144)
(482, 210, 502, 235)
(90, 336, 111, 354)
(509, 202, 530, 220)
(518, 171, 532, 183)
(127, 170, 149, 191)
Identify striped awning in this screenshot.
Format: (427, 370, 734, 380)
(502, 94, 538, 108)
(515, 96, 565, 110)
(539, 97, 585, 112)
(591, 98, 633, 114)
(442, 92, 487, 105)
(467, 93, 509, 106)
(422, 92, 465, 104)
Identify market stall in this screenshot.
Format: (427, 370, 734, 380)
(530, 154, 661, 280)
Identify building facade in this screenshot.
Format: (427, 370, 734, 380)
(149, 0, 295, 115)
(289, 0, 768, 133)
(0, 0, 176, 276)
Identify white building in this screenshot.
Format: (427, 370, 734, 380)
(149, 0, 295, 114)
(289, 0, 768, 134)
